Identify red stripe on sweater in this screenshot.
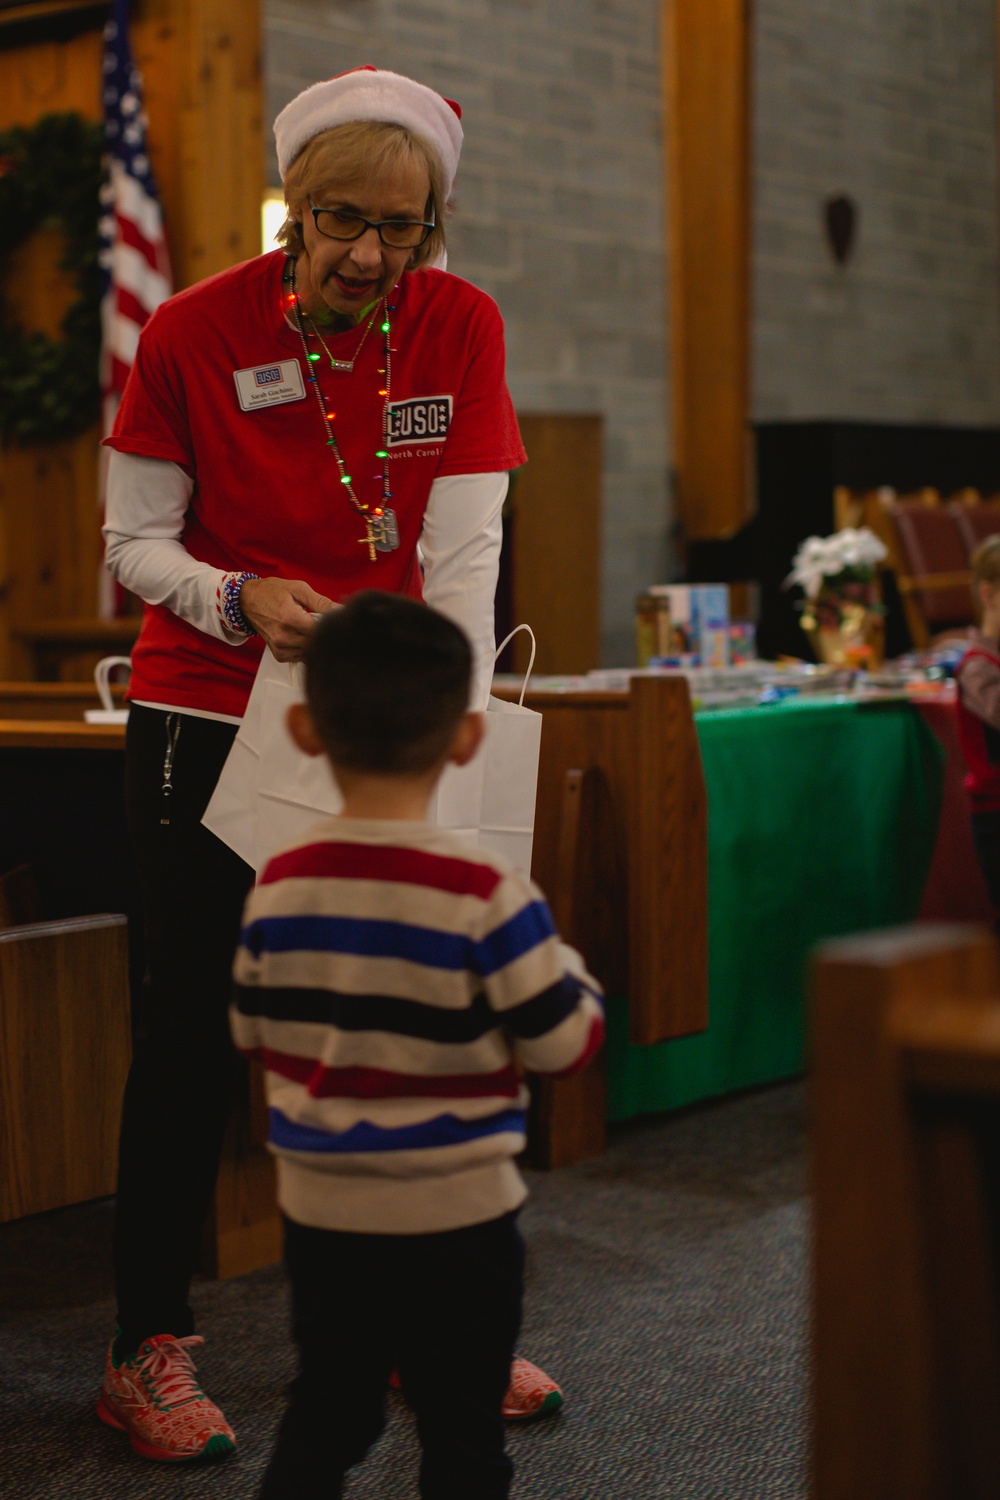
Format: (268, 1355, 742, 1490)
(259, 1047, 522, 1100)
(260, 841, 503, 900)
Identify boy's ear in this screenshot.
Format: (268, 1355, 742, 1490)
(286, 702, 324, 757)
(449, 711, 485, 768)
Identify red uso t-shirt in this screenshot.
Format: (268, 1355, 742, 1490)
(956, 645, 1000, 812)
(106, 250, 526, 718)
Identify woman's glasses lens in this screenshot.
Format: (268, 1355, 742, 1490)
(313, 209, 431, 248)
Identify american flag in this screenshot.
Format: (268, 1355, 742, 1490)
(98, 0, 172, 612)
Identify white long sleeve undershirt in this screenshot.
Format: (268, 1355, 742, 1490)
(102, 451, 506, 714)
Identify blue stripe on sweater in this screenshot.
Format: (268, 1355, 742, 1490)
(268, 1105, 527, 1155)
(241, 900, 555, 978)
(474, 901, 556, 976)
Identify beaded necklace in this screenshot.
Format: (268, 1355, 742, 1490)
(282, 256, 399, 560)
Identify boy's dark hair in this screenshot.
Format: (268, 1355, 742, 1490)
(304, 591, 472, 775)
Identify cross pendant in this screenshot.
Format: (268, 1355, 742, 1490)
(359, 520, 378, 561)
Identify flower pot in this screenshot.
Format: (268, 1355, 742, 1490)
(801, 588, 885, 668)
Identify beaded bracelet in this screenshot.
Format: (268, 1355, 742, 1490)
(218, 571, 261, 637)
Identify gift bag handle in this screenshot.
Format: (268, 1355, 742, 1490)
(494, 624, 536, 707)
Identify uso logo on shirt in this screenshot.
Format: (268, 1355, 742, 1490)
(387, 395, 453, 448)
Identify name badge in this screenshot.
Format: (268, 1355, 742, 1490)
(233, 360, 306, 412)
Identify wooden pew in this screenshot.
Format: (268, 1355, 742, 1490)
(0, 680, 127, 721)
(0, 672, 710, 1270)
(508, 673, 708, 1167)
(503, 674, 708, 1046)
(0, 897, 131, 1222)
(812, 923, 1000, 1500)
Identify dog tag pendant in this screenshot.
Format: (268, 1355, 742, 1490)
(374, 507, 399, 553)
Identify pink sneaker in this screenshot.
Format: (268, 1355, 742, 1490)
(501, 1357, 563, 1421)
(390, 1355, 563, 1421)
(96, 1333, 236, 1462)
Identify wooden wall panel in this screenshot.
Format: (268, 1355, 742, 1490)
(664, 0, 751, 542)
(511, 413, 602, 676)
(0, 1, 262, 678)
(0, 22, 105, 676)
(0, 18, 103, 127)
(132, 0, 263, 291)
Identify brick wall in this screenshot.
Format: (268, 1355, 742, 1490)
(753, 0, 1000, 425)
(266, 0, 671, 665)
(265, 0, 1000, 656)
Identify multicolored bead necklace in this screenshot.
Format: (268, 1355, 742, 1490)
(283, 255, 399, 560)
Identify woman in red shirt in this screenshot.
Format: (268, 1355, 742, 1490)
(97, 69, 557, 1466)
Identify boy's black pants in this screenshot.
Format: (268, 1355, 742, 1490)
(259, 1211, 524, 1500)
(115, 704, 254, 1348)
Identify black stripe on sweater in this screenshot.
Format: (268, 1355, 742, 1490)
(233, 983, 498, 1044)
(499, 976, 584, 1039)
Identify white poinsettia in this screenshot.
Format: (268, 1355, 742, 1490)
(786, 528, 887, 598)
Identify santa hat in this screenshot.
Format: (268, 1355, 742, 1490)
(274, 66, 464, 195)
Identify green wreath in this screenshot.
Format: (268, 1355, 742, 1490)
(0, 112, 104, 445)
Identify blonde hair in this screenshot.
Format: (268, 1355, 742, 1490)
(973, 535, 1000, 586)
(972, 535, 1000, 618)
(278, 120, 447, 270)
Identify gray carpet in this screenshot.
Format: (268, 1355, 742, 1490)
(0, 1082, 807, 1499)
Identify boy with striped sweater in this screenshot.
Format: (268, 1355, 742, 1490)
(230, 591, 603, 1500)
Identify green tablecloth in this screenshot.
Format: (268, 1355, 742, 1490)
(607, 697, 945, 1121)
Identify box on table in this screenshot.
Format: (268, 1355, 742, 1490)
(658, 585, 730, 667)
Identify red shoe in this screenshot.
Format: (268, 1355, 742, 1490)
(390, 1356, 564, 1421)
(502, 1357, 563, 1421)
(96, 1333, 236, 1462)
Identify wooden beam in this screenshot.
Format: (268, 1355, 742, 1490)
(663, 0, 751, 542)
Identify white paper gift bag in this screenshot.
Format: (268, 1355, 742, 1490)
(203, 625, 542, 877)
(429, 626, 541, 873)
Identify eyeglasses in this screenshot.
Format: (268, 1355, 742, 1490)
(308, 200, 435, 249)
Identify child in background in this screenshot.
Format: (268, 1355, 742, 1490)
(955, 536, 1000, 925)
(231, 591, 604, 1500)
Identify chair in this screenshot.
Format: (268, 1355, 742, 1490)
(950, 498, 1000, 558)
(812, 923, 1000, 1500)
(886, 502, 974, 648)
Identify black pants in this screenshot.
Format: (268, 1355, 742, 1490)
(114, 704, 255, 1349)
(971, 809, 1000, 935)
(260, 1212, 524, 1500)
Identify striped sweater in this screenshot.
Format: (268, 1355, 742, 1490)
(230, 817, 605, 1234)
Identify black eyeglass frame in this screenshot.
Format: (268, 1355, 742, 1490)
(307, 199, 436, 249)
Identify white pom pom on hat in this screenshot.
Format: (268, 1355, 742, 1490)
(274, 66, 464, 195)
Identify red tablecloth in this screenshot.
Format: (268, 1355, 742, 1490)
(914, 695, 996, 922)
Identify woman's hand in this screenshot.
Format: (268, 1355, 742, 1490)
(239, 577, 336, 662)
